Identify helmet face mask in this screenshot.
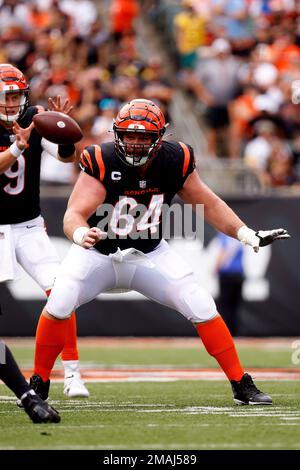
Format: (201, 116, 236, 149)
(116, 129, 162, 166)
(0, 91, 28, 123)
(0, 64, 29, 123)
(113, 99, 166, 167)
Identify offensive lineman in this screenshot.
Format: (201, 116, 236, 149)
(30, 99, 289, 405)
(0, 64, 88, 398)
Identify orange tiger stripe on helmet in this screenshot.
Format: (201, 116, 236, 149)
(114, 99, 166, 133)
(0, 64, 28, 91)
(0, 63, 29, 122)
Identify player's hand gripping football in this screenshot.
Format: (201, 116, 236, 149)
(237, 226, 290, 252)
(48, 94, 73, 115)
(12, 121, 35, 151)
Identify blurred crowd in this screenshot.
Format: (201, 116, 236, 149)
(0, 0, 173, 184)
(147, 0, 300, 188)
(1, 0, 300, 189)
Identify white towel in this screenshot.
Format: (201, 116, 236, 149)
(0, 225, 18, 282)
(109, 247, 155, 267)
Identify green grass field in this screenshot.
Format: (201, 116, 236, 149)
(0, 338, 300, 450)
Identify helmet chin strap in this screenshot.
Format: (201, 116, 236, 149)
(122, 139, 159, 167)
(125, 155, 149, 166)
(0, 111, 20, 122)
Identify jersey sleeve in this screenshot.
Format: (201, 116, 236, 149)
(79, 145, 106, 182)
(178, 142, 195, 182)
(41, 138, 58, 158)
(166, 141, 195, 193)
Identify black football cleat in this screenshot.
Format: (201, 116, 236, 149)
(30, 374, 50, 401)
(231, 373, 273, 405)
(21, 390, 60, 423)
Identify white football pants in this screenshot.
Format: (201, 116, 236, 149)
(47, 239, 217, 323)
(10, 215, 60, 291)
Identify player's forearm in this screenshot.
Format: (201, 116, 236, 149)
(41, 139, 75, 162)
(0, 151, 17, 173)
(63, 209, 90, 242)
(204, 199, 245, 239)
(0, 145, 23, 173)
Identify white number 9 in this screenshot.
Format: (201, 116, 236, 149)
(3, 155, 25, 195)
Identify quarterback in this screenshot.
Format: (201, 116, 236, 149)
(30, 99, 289, 405)
(0, 64, 88, 398)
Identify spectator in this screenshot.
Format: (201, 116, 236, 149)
(110, 0, 139, 42)
(266, 143, 297, 187)
(244, 119, 294, 186)
(140, 57, 173, 118)
(173, 0, 207, 70)
(59, 0, 98, 37)
(251, 62, 284, 113)
(27, 3, 52, 31)
(211, 0, 255, 55)
(244, 119, 278, 180)
(145, 0, 300, 188)
(215, 233, 245, 336)
(188, 38, 242, 157)
(0, 0, 29, 35)
(229, 84, 260, 158)
(91, 98, 119, 143)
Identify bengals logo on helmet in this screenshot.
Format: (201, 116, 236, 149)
(0, 64, 29, 123)
(113, 99, 167, 167)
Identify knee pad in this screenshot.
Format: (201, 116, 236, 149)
(46, 279, 78, 320)
(178, 281, 217, 323)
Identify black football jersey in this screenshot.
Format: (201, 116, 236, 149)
(0, 107, 43, 224)
(79, 140, 195, 254)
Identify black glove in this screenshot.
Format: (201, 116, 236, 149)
(58, 143, 75, 159)
(238, 226, 290, 252)
(255, 228, 290, 247)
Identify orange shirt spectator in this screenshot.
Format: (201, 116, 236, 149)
(28, 6, 51, 30)
(230, 86, 259, 141)
(110, 0, 139, 36)
(275, 45, 300, 72)
(264, 32, 300, 72)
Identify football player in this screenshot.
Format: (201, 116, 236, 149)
(0, 341, 60, 423)
(0, 64, 89, 398)
(30, 99, 290, 405)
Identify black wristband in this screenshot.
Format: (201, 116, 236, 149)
(58, 143, 75, 159)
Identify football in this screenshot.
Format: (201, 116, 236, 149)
(33, 111, 83, 144)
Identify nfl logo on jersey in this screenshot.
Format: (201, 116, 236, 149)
(139, 180, 147, 189)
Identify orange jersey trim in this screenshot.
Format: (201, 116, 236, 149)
(179, 142, 191, 177)
(82, 149, 93, 172)
(94, 145, 105, 181)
